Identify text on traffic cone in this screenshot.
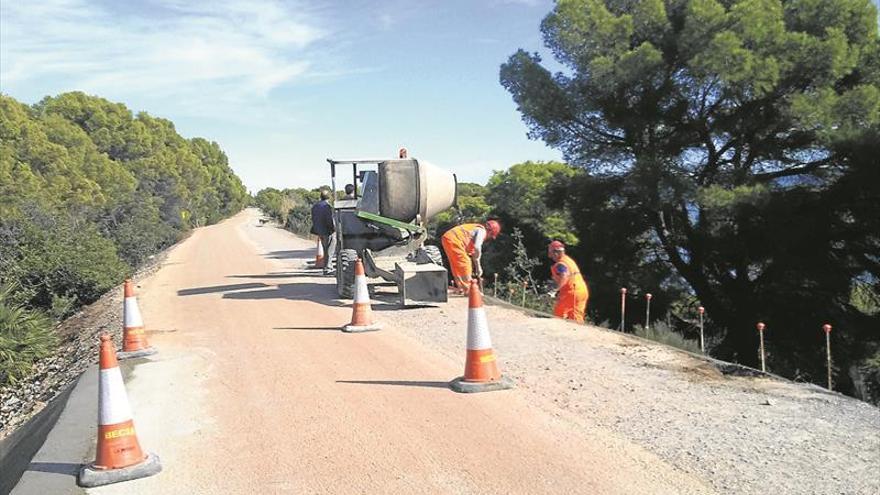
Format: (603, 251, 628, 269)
(96, 334, 147, 469)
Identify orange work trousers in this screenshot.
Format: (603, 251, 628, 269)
(441, 236, 472, 291)
(554, 285, 589, 323)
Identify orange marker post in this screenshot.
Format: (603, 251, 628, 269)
(757, 322, 767, 372)
(698, 306, 705, 354)
(823, 324, 833, 390)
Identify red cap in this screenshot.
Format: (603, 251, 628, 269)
(621, 287, 627, 294)
(548, 240, 565, 255)
(757, 322, 766, 331)
(823, 323, 832, 333)
(646, 293, 652, 300)
(399, 147, 408, 158)
(485, 220, 501, 239)
(698, 306, 705, 314)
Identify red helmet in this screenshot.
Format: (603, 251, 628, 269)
(548, 240, 565, 256)
(485, 220, 501, 239)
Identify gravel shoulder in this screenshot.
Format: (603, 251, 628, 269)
(384, 267, 880, 495)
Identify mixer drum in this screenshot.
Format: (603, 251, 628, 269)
(378, 159, 457, 224)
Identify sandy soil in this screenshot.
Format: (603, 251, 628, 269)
(86, 209, 878, 494)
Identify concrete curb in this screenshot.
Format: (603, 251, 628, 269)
(117, 347, 158, 360)
(77, 452, 162, 488)
(449, 376, 515, 394)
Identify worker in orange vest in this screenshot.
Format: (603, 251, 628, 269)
(441, 220, 501, 294)
(548, 240, 589, 323)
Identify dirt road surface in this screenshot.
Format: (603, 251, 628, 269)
(41, 208, 877, 494)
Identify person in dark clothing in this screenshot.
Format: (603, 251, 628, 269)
(310, 189, 336, 274)
(344, 184, 356, 199)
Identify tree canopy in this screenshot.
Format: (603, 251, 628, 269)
(0, 92, 248, 315)
(500, 0, 880, 396)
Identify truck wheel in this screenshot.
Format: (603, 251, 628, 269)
(410, 245, 443, 265)
(336, 249, 358, 298)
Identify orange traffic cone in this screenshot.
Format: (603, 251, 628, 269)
(78, 335, 161, 487)
(315, 237, 325, 268)
(342, 258, 381, 333)
(450, 279, 514, 393)
(117, 280, 157, 359)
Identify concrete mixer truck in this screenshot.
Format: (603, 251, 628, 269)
(326, 154, 458, 305)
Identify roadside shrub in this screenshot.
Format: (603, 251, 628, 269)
(1, 208, 129, 313)
(0, 284, 58, 385)
(634, 321, 701, 354)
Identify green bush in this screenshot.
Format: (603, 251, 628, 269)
(1, 209, 129, 314)
(0, 284, 58, 385)
(634, 321, 702, 354)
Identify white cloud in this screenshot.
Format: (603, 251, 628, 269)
(0, 0, 328, 105)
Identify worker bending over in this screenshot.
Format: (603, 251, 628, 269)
(441, 220, 501, 294)
(547, 241, 589, 323)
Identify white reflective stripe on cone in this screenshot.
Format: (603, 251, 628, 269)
(354, 276, 370, 304)
(466, 308, 492, 350)
(124, 297, 144, 328)
(99, 367, 133, 425)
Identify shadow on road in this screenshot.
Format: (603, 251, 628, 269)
(177, 282, 267, 296)
(221, 282, 346, 308)
(274, 326, 341, 331)
(227, 273, 321, 279)
(26, 461, 80, 476)
(263, 249, 314, 260)
(336, 380, 451, 389)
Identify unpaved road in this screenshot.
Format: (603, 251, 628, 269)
(20, 208, 878, 494)
(86, 209, 713, 494)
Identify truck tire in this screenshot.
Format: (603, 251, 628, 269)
(421, 245, 443, 265)
(336, 249, 358, 298)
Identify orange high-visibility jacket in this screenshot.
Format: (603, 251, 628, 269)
(443, 223, 485, 254)
(552, 255, 588, 295)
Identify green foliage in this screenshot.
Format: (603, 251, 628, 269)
(0, 91, 247, 320)
(634, 321, 702, 354)
(253, 187, 322, 236)
(501, 0, 880, 400)
(428, 182, 492, 238)
(487, 161, 579, 245)
(0, 284, 58, 385)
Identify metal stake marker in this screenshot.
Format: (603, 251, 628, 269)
(698, 306, 705, 354)
(823, 324, 833, 390)
(619, 288, 627, 331)
(757, 322, 767, 372)
(645, 293, 652, 331)
(493, 273, 498, 298)
(521, 281, 528, 307)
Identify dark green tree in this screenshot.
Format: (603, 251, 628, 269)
(501, 0, 880, 394)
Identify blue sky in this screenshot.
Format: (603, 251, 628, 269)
(0, 0, 562, 192)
